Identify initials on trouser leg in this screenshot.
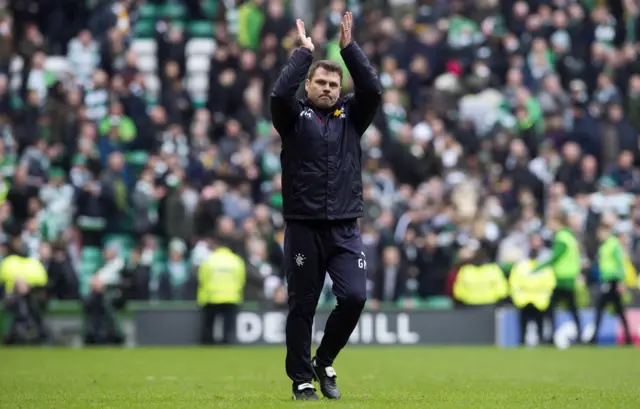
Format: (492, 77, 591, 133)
(313, 223, 367, 400)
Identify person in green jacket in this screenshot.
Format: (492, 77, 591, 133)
(533, 215, 582, 343)
(590, 223, 632, 345)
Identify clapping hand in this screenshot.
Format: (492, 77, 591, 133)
(339, 12, 353, 49)
(296, 19, 314, 52)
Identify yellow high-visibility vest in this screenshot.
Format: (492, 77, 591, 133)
(509, 259, 556, 311)
(197, 247, 246, 305)
(0, 255, 48, 293)
(453, 263, 508, 305)
(622, 253, 637, 288)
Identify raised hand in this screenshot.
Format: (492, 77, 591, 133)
(296, 19, 314, 52)
(339, 12, 353, 49)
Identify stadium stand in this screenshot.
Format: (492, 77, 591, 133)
(0, 0, 639, 312)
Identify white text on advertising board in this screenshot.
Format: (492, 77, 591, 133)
(235, 312, 420, 344)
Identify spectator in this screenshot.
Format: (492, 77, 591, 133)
(0, 12, 12, 74)
(67, 29, 101, 89)
(1, 236, 49, 344)
(82, 274, 125, 345)
(164, 238, 190, 300)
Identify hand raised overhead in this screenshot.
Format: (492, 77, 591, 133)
(339, 11, 353, 49)
(296, 19, 314, 52)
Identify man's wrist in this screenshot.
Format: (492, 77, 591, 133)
(339, 40, 354, 49)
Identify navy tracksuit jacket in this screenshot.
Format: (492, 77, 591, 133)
(270, 42, 382, 385)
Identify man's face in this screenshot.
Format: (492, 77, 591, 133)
(39, 244, 52, 261)
(109, 154, 124, 171)
(619, 151, 633, 168)
(306, 67, 341, 109)
(79, 30, 91, 46)
(597, 228, 608, 242)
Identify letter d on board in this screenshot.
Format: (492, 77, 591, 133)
(236, 312, 262, 344)
(263, 312, 286, 343)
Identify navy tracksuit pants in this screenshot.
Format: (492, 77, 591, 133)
(284, 219, 367, 385)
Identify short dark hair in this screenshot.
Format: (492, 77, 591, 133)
(307, 60, 343, 82)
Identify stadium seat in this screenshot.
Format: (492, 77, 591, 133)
(104, 234, 136, 253)
(131, 39, 157, 58)
(78, 277, 92, 297)
(161, 3, 186, 19)
(395, 297, 420, 308)
(186, 56, 210, 74)
(202, 0, 218, 18)
(80, 261, 102, 277)
(44, 56, 69, 75)
(170, 20, 186, 31)
(136, 55, 157, 73)
(80, 247, 104, 285)
(422, 296, 454, 310)
(134, 20, 156, 38)
(186, 38, 216, 56)
(80, 256, 101, 270)
(78, 254, 102, 297)
(81, 246, 103, 264)
(153, 247, 167, 264)
(186, 74, 209, 95)
(192, 98, 207, 109)
(138, 3, 158, 20)
(9, 56, 23, 74)
(150, 238, 168, 279)
(125, 150, 149, 167)
(187, 21, 214, 38)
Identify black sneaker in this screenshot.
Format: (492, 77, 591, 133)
(292, 383, 319, 400)
(311, 358, 341, 400)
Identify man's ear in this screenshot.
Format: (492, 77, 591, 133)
(305, 78, 310, 92)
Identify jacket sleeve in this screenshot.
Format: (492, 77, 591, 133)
(340, 41, 382, 135)
(270, 47, 314, 134)
(533, 239, 566, 273)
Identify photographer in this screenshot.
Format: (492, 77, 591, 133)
(1, 238, 49, 345)
(82, 243, 127, 345)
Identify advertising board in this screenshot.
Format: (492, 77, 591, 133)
(495, 308, 639, 347)
(134, 307, 496, 346)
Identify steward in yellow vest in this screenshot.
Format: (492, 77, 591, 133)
(509, 259, 556, 345)
(453, 263, 508, 306)
(198, 244, 246, 345)
(590, 224, 632, 345)
(0, 244, 49, 345)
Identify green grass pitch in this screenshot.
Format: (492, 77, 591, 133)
(1, 346, 639, 408)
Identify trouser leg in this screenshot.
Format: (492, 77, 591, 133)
(284, 222, 326, 384)
(316, 221, 367, 367)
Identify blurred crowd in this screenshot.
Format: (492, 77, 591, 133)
(1, 0, 640, 309)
